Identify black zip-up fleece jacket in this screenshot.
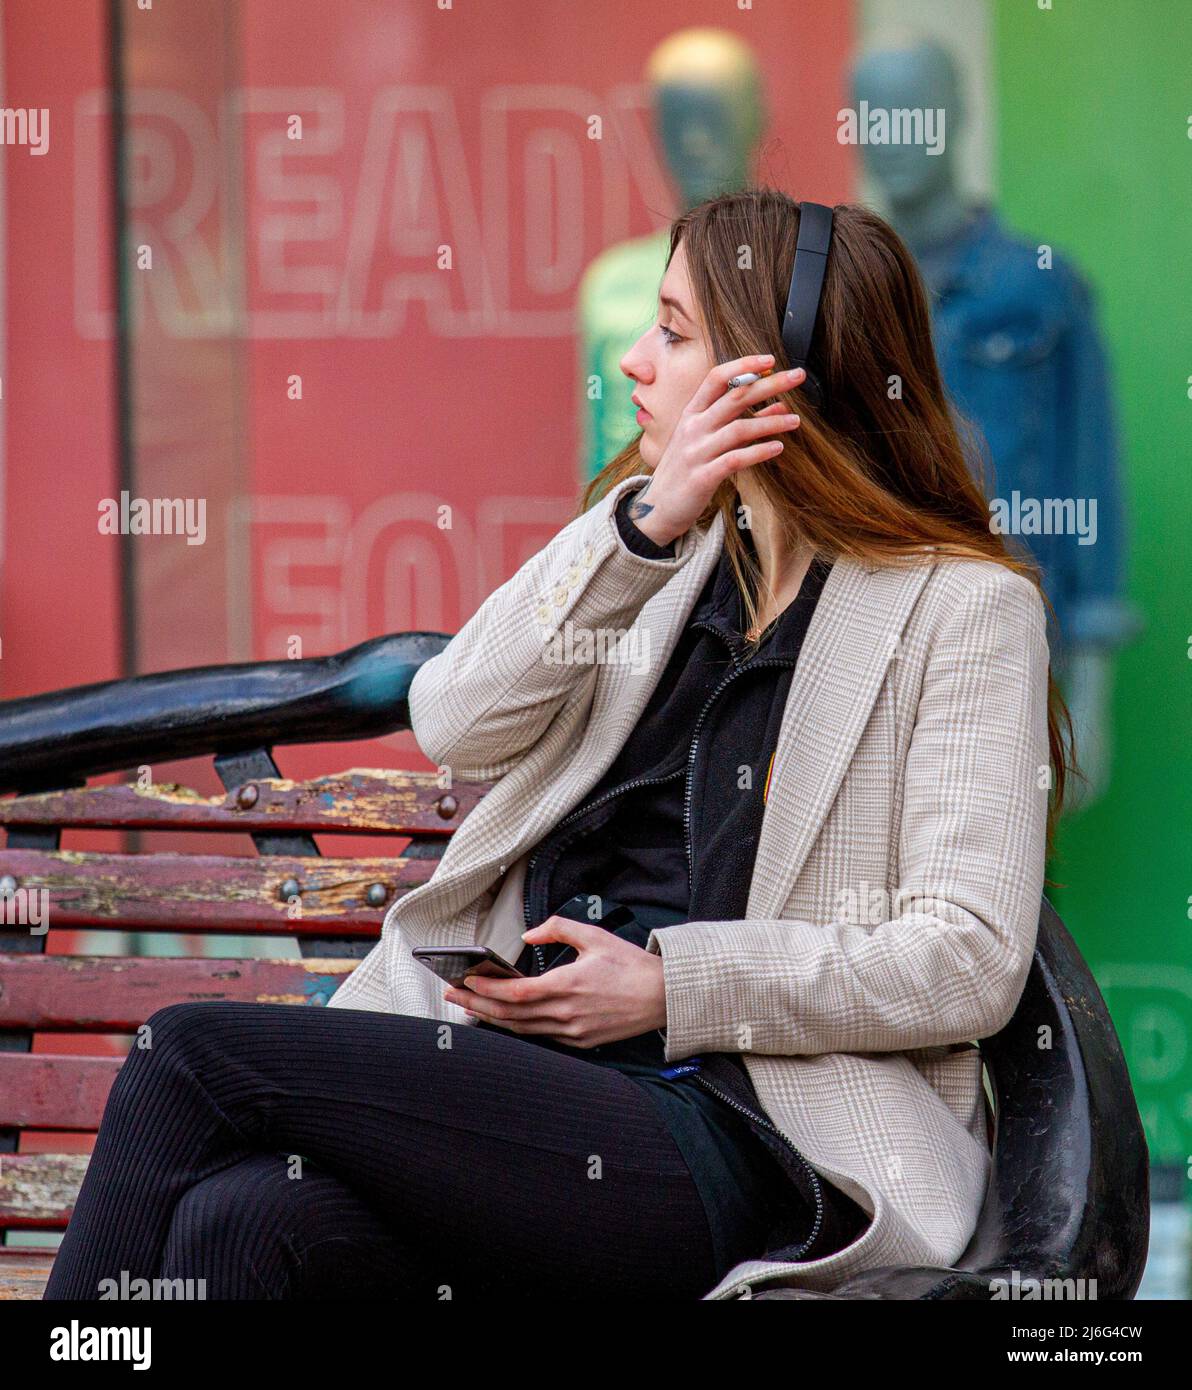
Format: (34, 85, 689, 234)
(519, 491, 832, 941)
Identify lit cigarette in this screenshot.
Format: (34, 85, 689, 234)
(727, 367, 774, 390)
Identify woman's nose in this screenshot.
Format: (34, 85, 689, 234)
(620, 335, 653, 383)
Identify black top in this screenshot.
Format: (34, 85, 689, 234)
(498, 489, 846, 1271)
(521, 493, 832, 931)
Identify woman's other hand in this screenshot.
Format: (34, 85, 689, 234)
(442, 917, 667, 1048)
(626, 357, 805, 548)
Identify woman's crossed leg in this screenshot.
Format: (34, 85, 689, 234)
(42, 1000, 720, 1301)
(158, 1150, 427, 1299)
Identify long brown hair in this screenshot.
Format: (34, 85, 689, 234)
(580, 188, 1076, 865)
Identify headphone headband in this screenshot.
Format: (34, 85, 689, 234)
(781, 201, 833, 407)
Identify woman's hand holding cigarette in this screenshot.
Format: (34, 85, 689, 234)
(625, 355, 805, 548)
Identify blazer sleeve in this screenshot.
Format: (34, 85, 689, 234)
(643, 567, 1052, 1058)
(408, 473, 695, 781)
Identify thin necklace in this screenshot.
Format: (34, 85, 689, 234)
(744, 614, 778, 643)
(745, 551, 819, 642)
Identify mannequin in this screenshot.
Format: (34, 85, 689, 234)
(852, 31, 1143, 812)
(578, 27, 766, 482)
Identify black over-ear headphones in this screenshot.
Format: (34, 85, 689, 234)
(780, 201, 833, 410)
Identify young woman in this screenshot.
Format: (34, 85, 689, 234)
(44, 189, 1072, 1303)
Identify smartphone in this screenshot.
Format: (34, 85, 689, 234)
(411, 945, 526, 987)
(533, 894, 639, 970)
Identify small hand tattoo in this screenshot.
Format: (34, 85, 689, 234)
(627, 484, 654, 523)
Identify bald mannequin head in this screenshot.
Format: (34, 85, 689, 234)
(646, 27, 767, 208)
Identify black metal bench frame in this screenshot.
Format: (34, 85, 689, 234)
(0, 635, 1150, 1300)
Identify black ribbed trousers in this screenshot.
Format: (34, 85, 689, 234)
(41, 1000, 763, 1301)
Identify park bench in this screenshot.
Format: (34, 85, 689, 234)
(0, 635, 1150, 1300)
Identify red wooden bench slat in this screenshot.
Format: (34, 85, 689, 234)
(0, 1153, 90, 1227)
(0, 954, 358, 1029)
(0, 1250, 57, 1301)
(0, 849, 433, 932)
(0, 769, 486, 834)
(0, 1054, 122, 1130)
(0, 761, 480, 1297)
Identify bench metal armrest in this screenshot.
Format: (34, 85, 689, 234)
(0, 632, 451, 794)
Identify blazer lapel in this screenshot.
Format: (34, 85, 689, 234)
(746, 555, 935, 921)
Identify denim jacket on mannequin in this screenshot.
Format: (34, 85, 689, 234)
(919, 201, 1144, 656)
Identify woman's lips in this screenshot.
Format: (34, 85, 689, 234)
(635, 406, 652, 425)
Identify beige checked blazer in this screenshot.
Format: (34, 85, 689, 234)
(327, 470, 1052, 1300)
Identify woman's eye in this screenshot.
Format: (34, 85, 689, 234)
(659, 324, 683, 346)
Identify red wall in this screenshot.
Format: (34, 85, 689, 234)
(0, 0, 855, 1164)
(1, 0, 120, 701)
(236, 0, 854, 780)
(2, 0, 853, 745)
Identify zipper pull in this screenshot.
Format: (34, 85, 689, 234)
(659, 1057, 703, 1080)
